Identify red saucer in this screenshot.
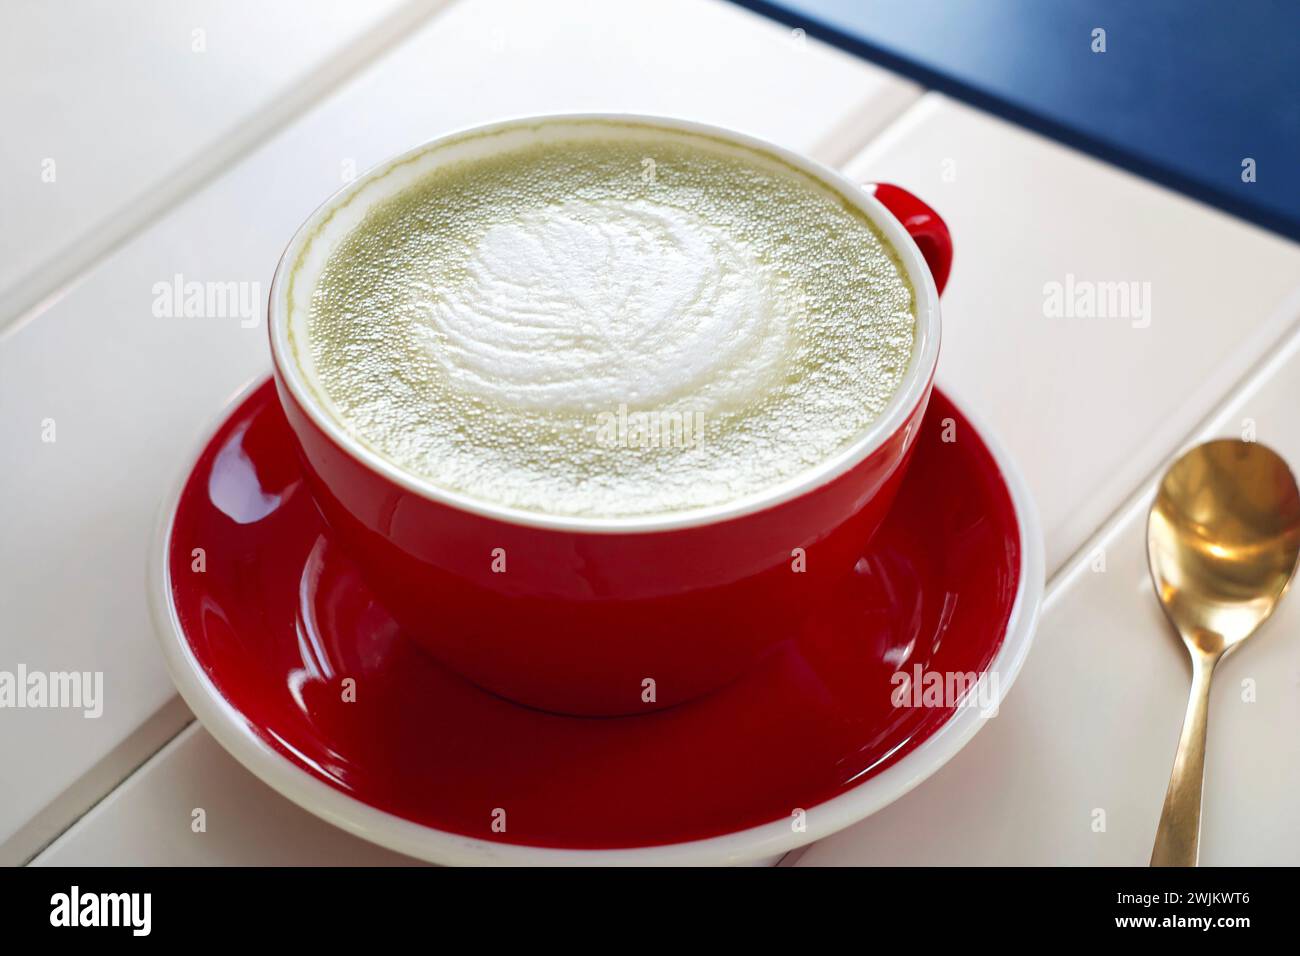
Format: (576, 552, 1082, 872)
(157, 379, 1034, 860)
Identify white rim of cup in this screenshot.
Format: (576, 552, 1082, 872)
(149, 375, 1045, 867)
(266, 113, 943, 534)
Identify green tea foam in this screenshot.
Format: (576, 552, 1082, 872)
(292, 120, 916, 518)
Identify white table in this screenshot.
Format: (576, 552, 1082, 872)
(4, 0, 1298, 867)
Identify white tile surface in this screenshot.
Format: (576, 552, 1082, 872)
(841, 94, 1300, 574)
(33, 725, 425, 866)
(20, 4, 1299, 870)
(799, 320, 1300, 866)
(0, 0, 916, 862)
(0, 0, 427, 330)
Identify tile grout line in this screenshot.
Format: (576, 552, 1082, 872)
(14, 703, 198, 866)
(811, 81, 924, 169)
(1041, 287, 1300, 609)
(23, 719, 201, 866)
(0, 0, 458, 345)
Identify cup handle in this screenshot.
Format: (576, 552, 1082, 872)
(865, 183, 952, 296)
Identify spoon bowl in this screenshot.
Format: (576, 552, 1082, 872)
(1149, 439, 1300, 650)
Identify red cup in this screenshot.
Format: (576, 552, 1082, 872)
(268, 116, 951, 716)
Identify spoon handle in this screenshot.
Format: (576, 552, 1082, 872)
(1150, 650, 1219, 867)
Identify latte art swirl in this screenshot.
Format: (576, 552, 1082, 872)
(415, 200, 789, 413)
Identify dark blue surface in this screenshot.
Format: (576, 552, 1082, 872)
(732, 0, 1300, 242)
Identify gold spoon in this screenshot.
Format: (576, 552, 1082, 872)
(1147, 439, 1300, 866)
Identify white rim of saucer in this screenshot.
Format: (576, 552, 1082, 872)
(266, 112, 943, 535)
(149, 376, 1045, 867)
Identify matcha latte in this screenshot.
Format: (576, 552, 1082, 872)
(288, 119, 917, 518)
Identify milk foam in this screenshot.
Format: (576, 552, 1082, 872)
(417, 198, 788, 413)
(293, 120, 916, 518)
